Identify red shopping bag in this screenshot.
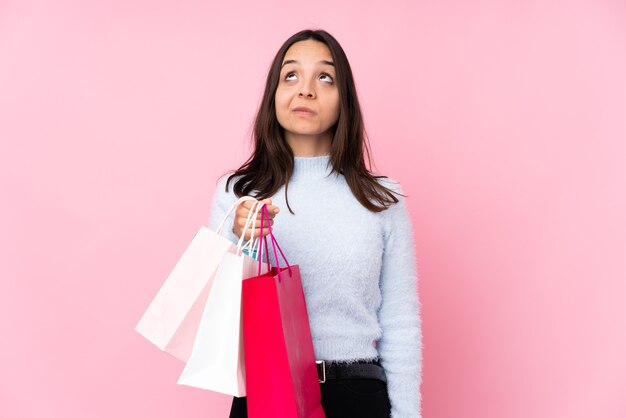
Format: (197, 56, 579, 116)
(242, 205, 325, 418)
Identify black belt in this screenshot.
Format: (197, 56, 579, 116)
(316, 359, 387, 384)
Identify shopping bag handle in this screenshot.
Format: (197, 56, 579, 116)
(257, 204, 292, 281)
(216, 196, 257, 236)
(246, 200, 277, 266)
(239, 201, 271, 272)
(238, 201, 260, 256)
(216, 195, 266, 257)
(239, 200, 268, 262)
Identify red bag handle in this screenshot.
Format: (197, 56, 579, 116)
(257, 204, 292, 281)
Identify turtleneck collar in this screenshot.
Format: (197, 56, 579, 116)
(291, 154, 334, 180)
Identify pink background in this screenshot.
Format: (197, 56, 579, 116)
(1, 0, 625, 417)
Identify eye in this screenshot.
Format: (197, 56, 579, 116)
(284, 72, 297, 81)
(320, 73, 334, 83)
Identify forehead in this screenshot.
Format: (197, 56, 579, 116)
(282, 39, 333, 63)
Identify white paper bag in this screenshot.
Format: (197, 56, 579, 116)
(135, 196, 257, 362)
(177, 201, 270, 396)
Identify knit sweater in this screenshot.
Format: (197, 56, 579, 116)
(208, 155, 422, 418)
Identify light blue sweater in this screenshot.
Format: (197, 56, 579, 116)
(208, 155, 422, 418)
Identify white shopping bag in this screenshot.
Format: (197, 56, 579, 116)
(177, 201, 270, 396)
(134, 196, 257, 362)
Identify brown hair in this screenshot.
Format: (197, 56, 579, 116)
(225, 29, 402, 214)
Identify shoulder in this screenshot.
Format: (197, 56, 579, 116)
(214, 171, 263, 198)
(374, 176, 407, 214)
(373, 176, 412, 236)
(210, 172, 242, 210)
(215, 172, 235, 190)
(213, 172, 244, 197)
(375, 176, 404, 196)
(208, 172, 244, 232)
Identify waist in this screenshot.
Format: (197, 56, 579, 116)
(316, 358, 387, 384)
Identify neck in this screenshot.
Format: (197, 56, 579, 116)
(291, 153, 333, 180)
(285, 130, 333, 157)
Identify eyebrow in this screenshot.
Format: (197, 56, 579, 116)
(281, 59, 335, 68)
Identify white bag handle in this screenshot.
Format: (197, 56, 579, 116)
(214, 194, 275, 260)
(237, 200, 265, 255)
(216, 196, 257, 236)
(247, 201, 269, 259)
(240, 200, 264, 257)
(215, 195, 270, 258)
(243, 199, 278, 262)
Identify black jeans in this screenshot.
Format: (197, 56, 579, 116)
(229, 378, 391, 418)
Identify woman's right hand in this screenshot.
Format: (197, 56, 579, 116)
(233, 198, 280, 240)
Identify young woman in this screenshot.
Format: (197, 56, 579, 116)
(208, 29, 422, 418)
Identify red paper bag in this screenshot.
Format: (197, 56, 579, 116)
(242, 205, 325, 418)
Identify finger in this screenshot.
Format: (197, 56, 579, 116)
(237, 200, 278, 218)
(255, 203, 279, 216)
(255, 199, 272, 214)
(240, 200, 255, 210)
(252, 227, 272, 238)
(258, 199, 279, 215)
(236, 203, 251, 218)
(254, 210, 276, 220)
(236, 217, 274, 228)
(237, 225, 266, 240)
(252, 219, 274, 229)
(237, 200, 265, 218)
(247, 199, 270, 214)
(239, 199, 266, 217)
(261, 201, 279, 214)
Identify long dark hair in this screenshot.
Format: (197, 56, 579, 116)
(225, 29, 402, 214)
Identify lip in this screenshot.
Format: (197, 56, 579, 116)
(292, 106, 316, 116)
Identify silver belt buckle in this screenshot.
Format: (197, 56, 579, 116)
(316, 360, 326, 383)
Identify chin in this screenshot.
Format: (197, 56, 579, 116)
(287, 126, 323, 135)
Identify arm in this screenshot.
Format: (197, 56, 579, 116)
(208, 175, 241, 245)
(378, 182, 423, 418)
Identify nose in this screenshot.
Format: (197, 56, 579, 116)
(298, 79, 316, 99)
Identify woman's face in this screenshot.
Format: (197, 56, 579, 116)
(274, 39, 340, 142)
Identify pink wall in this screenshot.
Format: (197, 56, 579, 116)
(1, 0, 625, 417)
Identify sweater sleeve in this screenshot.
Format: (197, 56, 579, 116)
(378, 181, 423, 418)
(207, 174, 241, 246)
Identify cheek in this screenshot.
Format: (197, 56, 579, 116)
(274, 92, 285, 114)
(325, 93, 340, 121)
(274, 90, 290, 126)
(275, 87, 290, 107)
